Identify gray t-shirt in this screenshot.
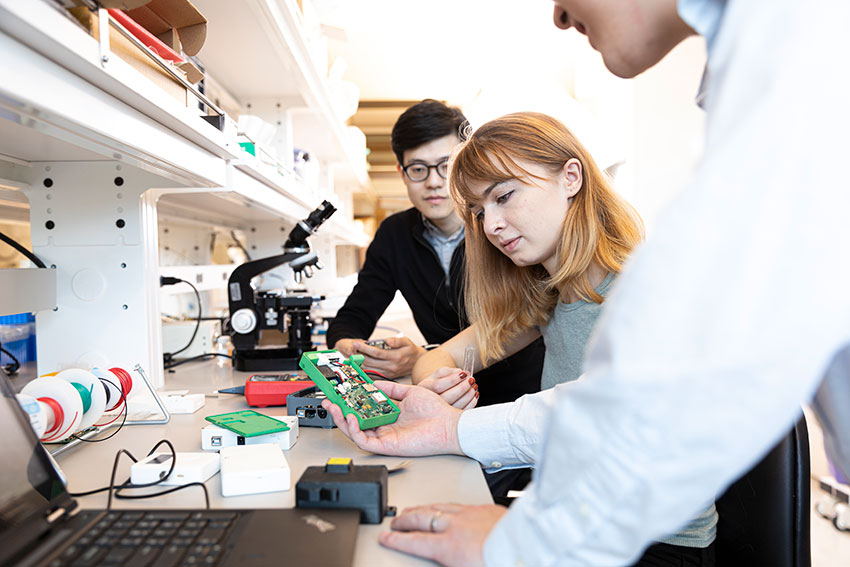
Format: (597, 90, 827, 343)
(538, 273, 718, 549)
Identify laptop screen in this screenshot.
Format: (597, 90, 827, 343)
(0, 369, 69, 533)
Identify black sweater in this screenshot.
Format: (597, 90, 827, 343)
(327, 208, 543, 406)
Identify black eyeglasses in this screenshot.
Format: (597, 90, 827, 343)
(401, 160, 449, 182)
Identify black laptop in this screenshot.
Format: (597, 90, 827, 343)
(0, 370, 359, 567)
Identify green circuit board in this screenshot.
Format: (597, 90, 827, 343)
(299, 350, 400, 429)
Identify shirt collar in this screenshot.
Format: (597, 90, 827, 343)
(422, 215, 464, 242)
(678, 0, 727, 109)
(677, 0, 726, 55)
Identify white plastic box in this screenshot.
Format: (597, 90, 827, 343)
(220, 444, 290, 497)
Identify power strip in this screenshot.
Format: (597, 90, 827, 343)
(130, 452, 220, 486)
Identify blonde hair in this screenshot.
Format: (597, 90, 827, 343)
(449, 112, 643, 363)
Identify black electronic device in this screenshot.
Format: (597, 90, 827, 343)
(296, 458, 395, 524)
(227, 201, 336, 371)
(286, 385, 335, 428)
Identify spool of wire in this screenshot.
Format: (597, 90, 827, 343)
(21, 377, 84, 442)
(18, 366, 135, 442)
(91, 367, 133, 426)
(54, 369, 107, 430)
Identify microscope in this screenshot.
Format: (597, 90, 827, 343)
(227, 201, 336, 371)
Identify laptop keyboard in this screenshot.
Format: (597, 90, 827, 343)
(47, 510, 239, 567)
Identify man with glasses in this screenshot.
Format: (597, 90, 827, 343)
(327, 99, 544, 421)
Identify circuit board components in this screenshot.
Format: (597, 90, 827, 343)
(299, 350, 400, 429)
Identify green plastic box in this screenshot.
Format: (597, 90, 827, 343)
(299, 350, 400, 429)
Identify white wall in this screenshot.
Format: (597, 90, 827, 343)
(624, 37, 708, 232)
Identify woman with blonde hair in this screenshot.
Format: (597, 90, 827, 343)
(412, 111, 717, 566)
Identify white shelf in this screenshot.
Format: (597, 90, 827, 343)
(192, 0, 369, 186)
(0, 0, 234, 185)
(0, 1, 368, 242)
(0, 0, 369, 386)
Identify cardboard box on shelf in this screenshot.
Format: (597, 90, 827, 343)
(69, 7, 190, 108)
(125, 0, 207, 84)
(125, 0, 207, 57)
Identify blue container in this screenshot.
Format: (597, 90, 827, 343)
(0, 313, 35, 366)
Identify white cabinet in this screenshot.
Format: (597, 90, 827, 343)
(0, 0, 368, 386)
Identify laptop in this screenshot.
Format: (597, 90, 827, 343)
(0, 369, 359, 567)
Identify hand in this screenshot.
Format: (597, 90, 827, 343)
(333, 338, 363, 358)
(321, 380, 464, 457)
(418, 367, 479, 410)
(379, 503, 508, 567)
(353, 336, 426, 379)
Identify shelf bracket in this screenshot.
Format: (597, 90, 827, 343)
(97, 7, 110, 68)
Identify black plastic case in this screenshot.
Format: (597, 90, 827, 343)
(295, 460, 392, 524)
(286, 385, 336, 428)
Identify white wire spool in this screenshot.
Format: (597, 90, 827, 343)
(55, 368, 106, 430)
(90, 367, 124, 413)
(21, 377, 84, 442)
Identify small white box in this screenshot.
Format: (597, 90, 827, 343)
(162, 319, 219, 359)
(130, 452, 220, 486)
(201, 415, 298, 451)
(220, 444, 290, 497)
(162, 393, 205, 414)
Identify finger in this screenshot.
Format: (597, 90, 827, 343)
(343, 413, 371, 448)
(448, 383, 477, 408)
(430, 366, 461, 379)
(356, 343, 392, 360)
(439, 380, 473, 406)
(372, 380, 412, 400)
(431, 372, 467, 394)
(325, 401, 352, 435)
(431, 503, 466, 513)
(378, 531, 442, 562)
(341, 339, 366, 356)
(390, 506, 444, 532)
(385, 336, 413, 349)
(361, 357, 400, 374)
(462, 391, 480, 410)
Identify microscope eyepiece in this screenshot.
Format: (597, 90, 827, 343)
(284, 201, 337, 248)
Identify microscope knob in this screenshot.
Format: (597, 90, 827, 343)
(231, 308, 258, 334)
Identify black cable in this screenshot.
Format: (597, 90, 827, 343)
(229, 230, 251, 261)
(69, 439, 209, 509)
(106, 448, 136, 510)
(164, 352, 233, 370)
(160, 277, 202, 364)
(1, 345, 21, 375)
(70, 385, 127, 443)
(115, 482, 210, 509)
(0, 229, 46, 268)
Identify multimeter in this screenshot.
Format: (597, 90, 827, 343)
(244, 373, 312, 407)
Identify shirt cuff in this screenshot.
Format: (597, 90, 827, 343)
(458, 403, 520, 471)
